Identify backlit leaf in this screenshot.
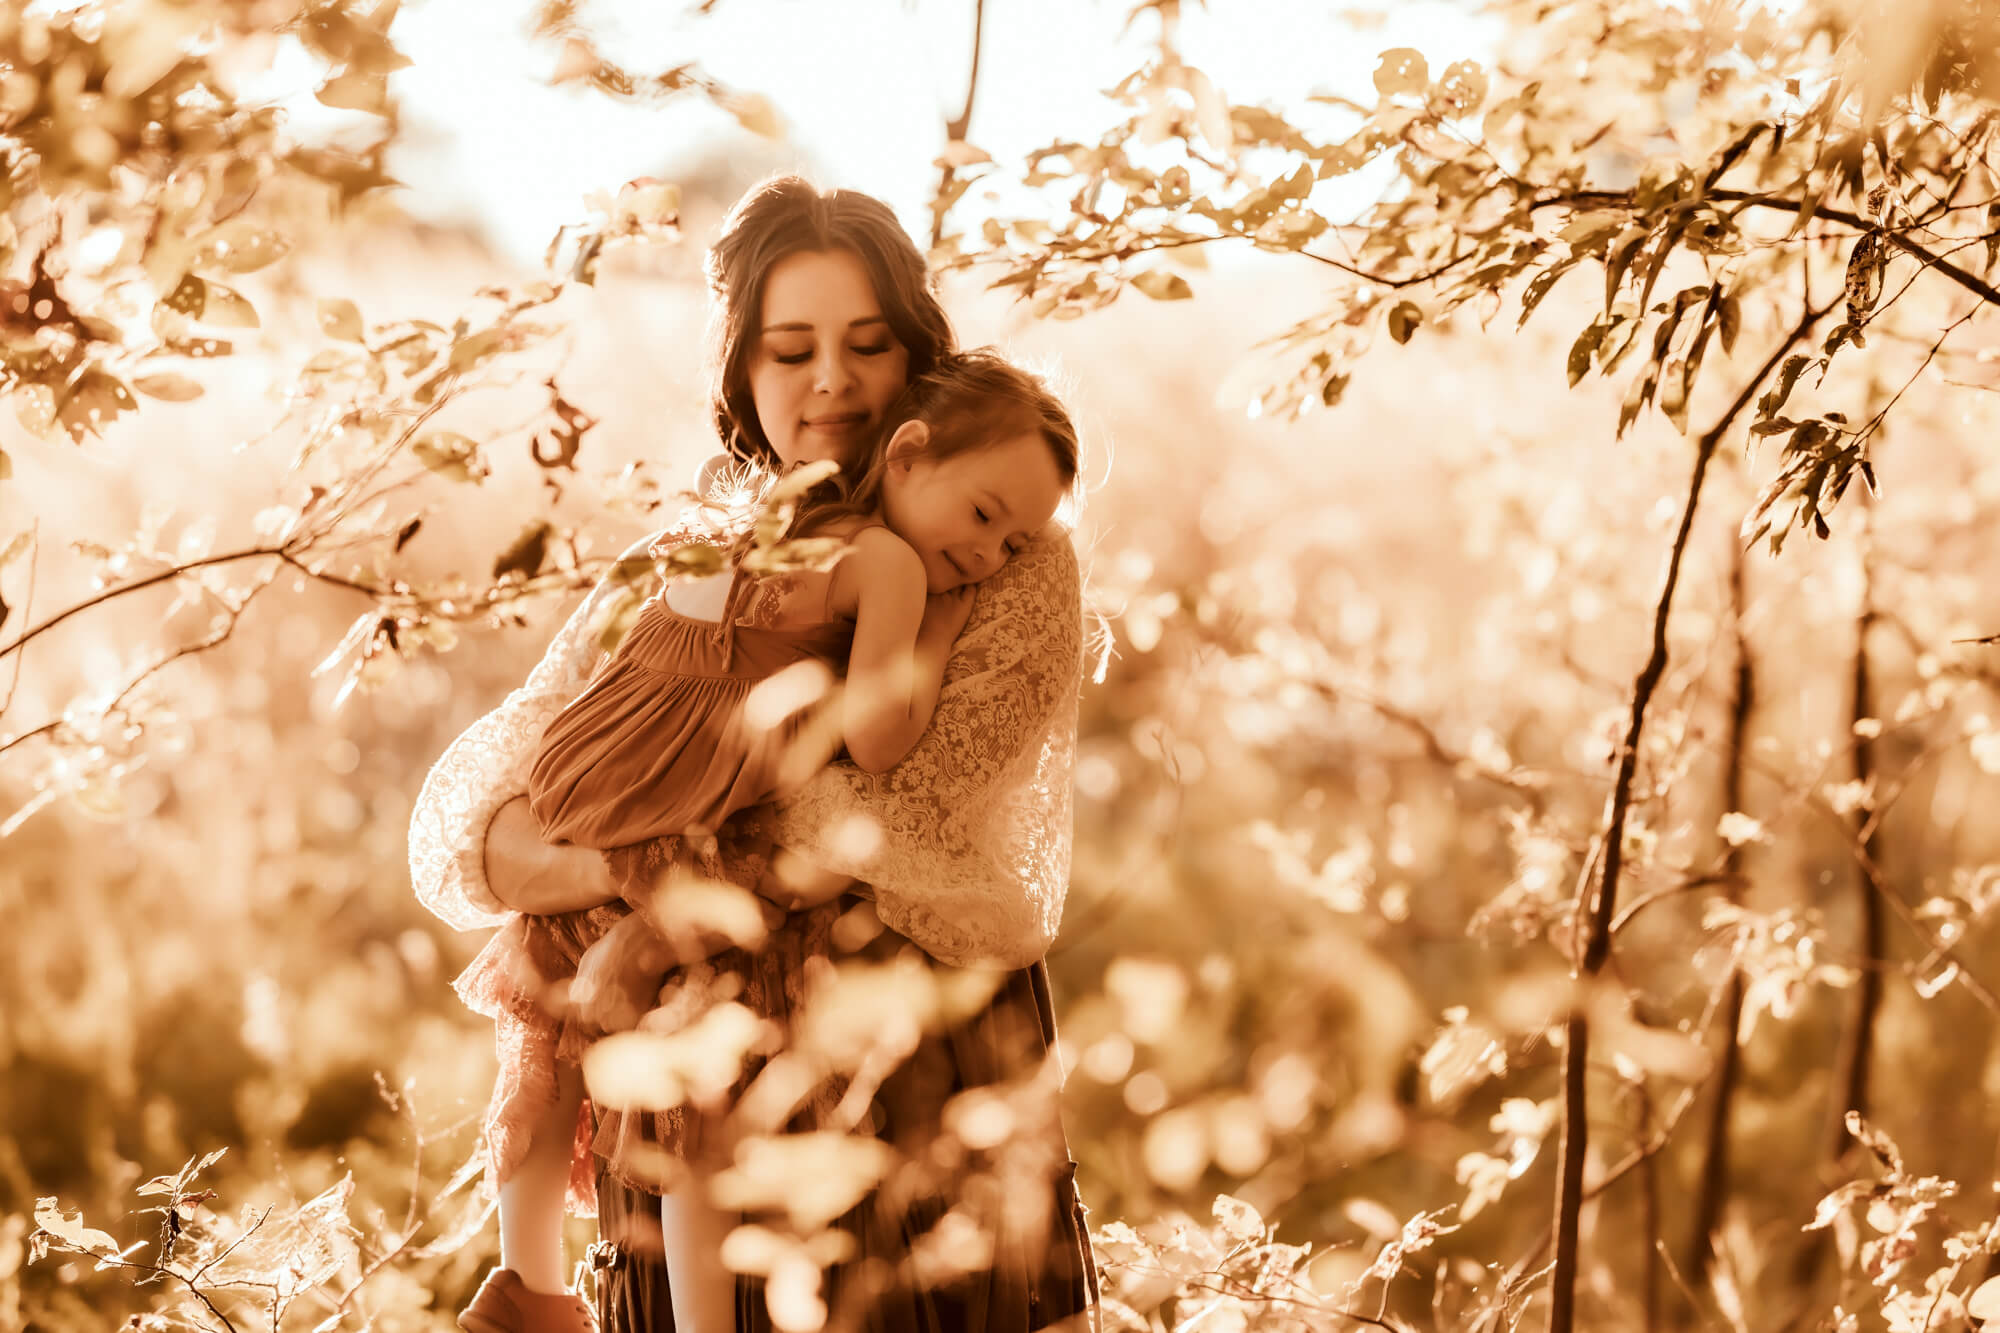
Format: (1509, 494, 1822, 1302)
(1373, 48, 1430, 98)
(132, 372, 203, 402)
(318, 299, 365, 343)
(1131, 270, 1193, 301)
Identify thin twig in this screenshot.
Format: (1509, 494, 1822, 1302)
(1825, 499, 1884, 1165)
(1686, 535, 1756, 1292)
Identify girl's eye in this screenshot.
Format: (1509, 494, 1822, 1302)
(854, 343, 892, 356)
(974, 507, 990, 523)
(772, 351, 811, 365)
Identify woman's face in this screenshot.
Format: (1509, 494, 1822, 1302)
(746, 248, 912, 470)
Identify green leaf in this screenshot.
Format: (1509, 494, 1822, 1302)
(318, 299, 365, 343)
(56, 371, 138, 444)
(192, 222, 289, 275)
(1130, 270, 1194, 301)
(132, 372, 203, 402)
(1602, 226, 1647, 314)
(1717, 293, 1741, 353)
(1519, 260, 1577, 328)
(493, 521, 551, 582)
(315, 67, 390, 114)
(412, 431, 486, 483)
(198, 281, 260, 329)
(161, 273, 206, 319)
(1433, 59, 1488, 116)
(1387, 301, 1422, 345)
(1617, 364, 1659, 438)
(658, 542, 728, 579)
(1567, 323, 1607, 386)
(595, 586, 643, 655)
(1757, 354, 1819, 419)
(1659, 358, 1689, 433)
(13, 384, 56, 439)
(1373, 48, 1430, 99)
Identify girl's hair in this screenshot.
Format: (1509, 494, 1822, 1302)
(705, 176, 956, 466)
(787, 348, 1080, 537)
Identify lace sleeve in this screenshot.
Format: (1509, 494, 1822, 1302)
(764, 527, 1083, 969)
(407, 558, 640, 931)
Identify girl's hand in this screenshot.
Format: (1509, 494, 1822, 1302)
(570, 912, 672, 1036)
(918, 585, 976, 648)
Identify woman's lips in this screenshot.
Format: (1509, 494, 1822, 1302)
(803, 414, 866, 431)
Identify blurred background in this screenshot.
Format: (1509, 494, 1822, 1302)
(10, 0, 2000, 1329)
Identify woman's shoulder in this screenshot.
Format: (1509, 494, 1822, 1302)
(994, 523, 1081, 593)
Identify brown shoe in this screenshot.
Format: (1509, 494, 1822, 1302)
(458, 1267, 595, 1333)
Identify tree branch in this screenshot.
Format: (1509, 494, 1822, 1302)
(0, 547, 285, 670)
(1550, 299, 1833, 1333)
(1545, 188, 2000, 308)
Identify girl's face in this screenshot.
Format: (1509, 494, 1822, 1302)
(880, 424, 1070, 593)
(746, 248, 912, 471)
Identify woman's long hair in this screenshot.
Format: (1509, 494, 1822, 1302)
(705, 177, 955, 467)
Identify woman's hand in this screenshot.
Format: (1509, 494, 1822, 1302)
(570, 911, 674, 1035)
(483, 796, 618, 914)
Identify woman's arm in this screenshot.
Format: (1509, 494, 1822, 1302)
(765, 528, 1084, 969)
(483, 796, 619, 913)
(407, 530, 665, 930)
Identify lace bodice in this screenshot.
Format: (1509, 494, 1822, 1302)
(407, 502, 1083, 968)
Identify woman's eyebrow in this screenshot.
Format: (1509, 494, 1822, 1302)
(760, 315, 890, 333)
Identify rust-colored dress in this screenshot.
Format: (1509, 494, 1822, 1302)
(450, 554, 852, 1204)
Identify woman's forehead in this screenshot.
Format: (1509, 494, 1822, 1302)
(760, 248, 881, 323)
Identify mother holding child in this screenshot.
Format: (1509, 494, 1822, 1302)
(408, 175, 1100, 1332)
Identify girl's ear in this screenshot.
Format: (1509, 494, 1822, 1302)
(884, 419, 930, 468)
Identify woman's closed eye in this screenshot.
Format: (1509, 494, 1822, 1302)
(974, 505, 990, 523)
(772, 342, 893, 365)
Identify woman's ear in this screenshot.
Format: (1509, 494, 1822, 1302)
(884, 419, 930, 468)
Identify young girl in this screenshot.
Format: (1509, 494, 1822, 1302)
(455, 349, 1079, 1333)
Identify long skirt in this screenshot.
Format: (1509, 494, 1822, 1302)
(586, 960, 1099, 1332)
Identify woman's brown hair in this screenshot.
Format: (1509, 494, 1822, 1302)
(705, 177, 955, 466)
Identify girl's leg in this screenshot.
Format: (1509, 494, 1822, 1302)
(497, 1060, 584, 1294)
(660, 1173, 738, 1331)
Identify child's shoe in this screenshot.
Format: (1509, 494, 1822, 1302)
(458, 1267, 594, 1333)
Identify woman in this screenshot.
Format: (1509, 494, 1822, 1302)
(409, 177, 1098, 1331)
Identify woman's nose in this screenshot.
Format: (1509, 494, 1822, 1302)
(813, 349, 854, 395)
